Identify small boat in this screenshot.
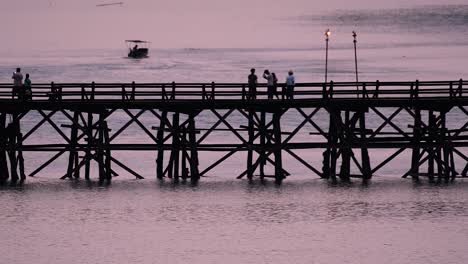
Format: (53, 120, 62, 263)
(126, 40, 150, 58)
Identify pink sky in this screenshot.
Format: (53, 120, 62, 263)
(1, 0, 466, 51)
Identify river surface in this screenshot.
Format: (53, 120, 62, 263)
(1, 4, 468, 264)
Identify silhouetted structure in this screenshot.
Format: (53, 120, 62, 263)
(0, 79, 467, 186)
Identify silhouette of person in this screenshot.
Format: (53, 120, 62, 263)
(12, 68, 23, 99)
(24, 73, 32, 100)
(285, 70, 295, 99)
(271, 72, 279, 99)
(263, 69, 275, 100)
(248, 68, 258, 100)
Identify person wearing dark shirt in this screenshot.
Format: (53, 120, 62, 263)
(271, 72, 279, 99)
(248, 68, 258, 100)
(24, 73, 32, 100)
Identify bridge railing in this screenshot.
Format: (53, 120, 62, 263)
(0, 79, 466, 101)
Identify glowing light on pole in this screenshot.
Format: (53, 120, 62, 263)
(352, 31, 359, 97)
(324, 29, 331, 84)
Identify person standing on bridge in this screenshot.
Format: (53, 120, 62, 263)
(271, 72, 279, 99)
(248, 68, 258, 100)
(24, 73, 32, 100)
(285, 70, 295, 99)
(11, 68, 23, 99)
(263, 69, 275, 100)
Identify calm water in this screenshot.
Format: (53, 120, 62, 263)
(1, 179, 468, 264)
(1, 4, 468, 264)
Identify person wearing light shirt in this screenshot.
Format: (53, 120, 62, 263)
(12, 68, 23, 99)
(286, 70, 295, 99)
(263, 69, 276, 100)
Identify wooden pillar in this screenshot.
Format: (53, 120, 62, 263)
(247, 110, 254, 180)
(67, 111, 79, 179)
(321, 149, 330, 179)
(97, 114, 105, 185)
(427, 111, 435, 182)
(0, 113, 9, 185)
(9, 116, 26, 184)
(259, 111, 266, 178)
(410, 108, 421, 181)
(181, 126, 188, 181)
(188, 113, 199, 183)
(273, 111, 283, 184)
(440, 112, 451, 183)
(172, 113, 180, 182)
(449, 148, 456, 181)
(84, 113, 93, 181)
(17, 132, 26, 183)
(103, 121, 112, 184)
(339, 111, 351, 182)
(8, 121, 19, 185)
(359, 112, 372, 181)
(156, 111, 167, 179)
(328, 109, 338, 183)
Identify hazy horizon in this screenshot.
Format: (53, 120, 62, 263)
(2, 0, 468, 51)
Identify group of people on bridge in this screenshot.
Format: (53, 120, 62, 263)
(9, 67, 296, 101)
(11, 68, 32, 100)
(248, 68, 295, 100)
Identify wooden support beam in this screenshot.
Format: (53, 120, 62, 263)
(30, 150, 67, 177)
(296, 108, 327, 138)
(285, 149, 323, 177)
(172, 113, 180, 182)
(197, 109, 235, 144)
(201, 149, 238, 177)
(66, 112, 79, 179)
(188, 113, 200, 183)
(328, 109, 338, 183)
(109, 156, 144, 179)
(440, 112, 450, 182)
(427, 111, 435, 182)
(84, 113, 93, 181)
(103, 121, 112, 183)
(17, 132, 26, 182)
(0, 113, 9, 185)
(8, 121, 19, 185)
(22, 110, 58, 141)
(37, 110, 71, 144)
(259, 111, 266, 179)
(181, 128, 188, 181)
(109, 109, 146, 142)
(97, 114, 106, 184)
(247, 109, 254, 180)
(462, 164, 468, 177)
(123, 109, 158, 143)
(273, 111, 283, 184)
(156, 111, 167, 179)
(410, 108, 421, 181)
(369, 107, 404, 139)
(339, 111, 351, 182)
(359, 112, 372, 180)
(372, 107, 412, 140)
(371, 147, 406, 174)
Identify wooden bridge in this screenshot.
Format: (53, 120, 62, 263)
(1, 80, 467, 185)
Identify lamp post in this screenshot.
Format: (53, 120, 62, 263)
(352, 31, 359, 97)
(324, 29, 331, 84)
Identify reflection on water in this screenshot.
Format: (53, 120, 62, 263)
(1, 178, 468, 264)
